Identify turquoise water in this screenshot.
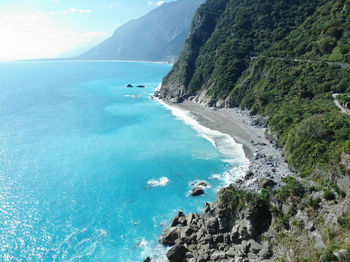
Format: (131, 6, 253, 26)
(0, 61, 244, 261)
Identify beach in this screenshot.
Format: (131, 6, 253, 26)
(160, 99, 294, 191)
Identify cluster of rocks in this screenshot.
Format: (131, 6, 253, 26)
(226, 109, 294, 192)
(159, 195, 273, 262)
(190, 181, 208, 196)
(126, 84, 145, 88)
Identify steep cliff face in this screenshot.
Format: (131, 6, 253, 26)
(78, 0, 204, 62)
(159, 0, 332, 100)
(159, 0, 350, 178)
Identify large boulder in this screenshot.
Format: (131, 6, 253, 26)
(170, 211, 185, 227)
(166, 244, 187, 262)
(159, 227, 180, 245)
(191, 187, 204, 196)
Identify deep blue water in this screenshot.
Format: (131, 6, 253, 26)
(0, 61, 245, 261)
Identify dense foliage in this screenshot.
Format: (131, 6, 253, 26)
(162, 0, 350, 177)
(230, 58, 350, 174)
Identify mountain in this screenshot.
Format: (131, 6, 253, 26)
(57, 37, 108, 58)
(158, 0, 350, 260)
(78, 0, 204, 62)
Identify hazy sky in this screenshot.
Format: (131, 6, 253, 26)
(0, 0, 173, 60)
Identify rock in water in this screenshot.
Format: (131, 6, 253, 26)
(126, 84, 133, 88)
(191, 187, 204, 196)
(143, 257, 151, 262)
(166, 245, 186, 262)
(137, 85, 145, 88)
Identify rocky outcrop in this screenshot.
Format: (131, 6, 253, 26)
(159, 191, 273, 261)
(191, 187, 204, 196)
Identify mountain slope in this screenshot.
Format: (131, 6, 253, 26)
(159, 0, 350, 176)
(158, 0, 350, 260)
(78, 0, 204, 62)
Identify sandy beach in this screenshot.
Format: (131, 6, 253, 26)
(161, 99, 294, 191)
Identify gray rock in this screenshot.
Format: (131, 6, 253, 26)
(191, 187, 204, 196)
(159, 227, 180, 245)
(170, 211, 185, 227)
(196, 181, 208, 187)
(211, 252, 227, 260)
(259, 178, 276, 189)
(143, 257, 151, 262)
(244, 171, 254, 180)
(166, 244, 187, 262)
(206, 217, 219, 234)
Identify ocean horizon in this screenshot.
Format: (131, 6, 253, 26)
(0, 61, 247, 261)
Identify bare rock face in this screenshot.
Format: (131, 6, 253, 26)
(166, 244, 187, 262)
(158, 199, 273, 261)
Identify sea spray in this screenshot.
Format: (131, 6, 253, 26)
(155, 97, 249, 186)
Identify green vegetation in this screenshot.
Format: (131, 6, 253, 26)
(163, 0, 350, 260)
(162, 0, 350, 177)
(337, 94, 350, 109)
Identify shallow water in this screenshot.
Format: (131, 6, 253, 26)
(0, 61, 246, 261)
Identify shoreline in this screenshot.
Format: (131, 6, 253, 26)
(158, 99, 294, 191)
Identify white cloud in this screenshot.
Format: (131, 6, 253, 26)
(147, 1, 153, 5)
(0, 14, 109, 60)
(156, 1, 165, 6)
(50, 0, 59, 3)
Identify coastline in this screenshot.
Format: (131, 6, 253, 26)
(157, 98, 293, 191)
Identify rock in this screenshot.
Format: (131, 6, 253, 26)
(126, 84, 133, 88)
(143, 257, 151, 262)
(137, 85, 145, 88)
(244, 171, 254, 180)
(334, 249, 350, 260)
(186, 213, 199, 225)
(196, 181, 208, 187)
(204, 202, 211, 213)
(166, 244, 187, 262)
(170, 211, 185, 227)
(191, 187, 204, 196)
(206, 217, 219, 234)
(159, 227, 180, 245)
(259, 178, 276, 189)
(210, 252, 227, 260)
(249, 240, 263, 254)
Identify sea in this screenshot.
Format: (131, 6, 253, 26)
(0, 61, 247, 261)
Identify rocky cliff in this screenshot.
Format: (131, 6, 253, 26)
(156, 0, 350, 261)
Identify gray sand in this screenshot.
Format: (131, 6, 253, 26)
(163, 100, 293, 191)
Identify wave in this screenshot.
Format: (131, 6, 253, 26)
(146, 177, 170, 188)
(155, 97, 249, 186)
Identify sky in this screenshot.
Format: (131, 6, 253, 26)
(0, 0, 173, 61)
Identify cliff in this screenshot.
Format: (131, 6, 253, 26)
(156, 0, 350, 260)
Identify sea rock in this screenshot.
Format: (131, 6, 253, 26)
(126, 84, 133, 88)
(143, 257, 151, 262)
(170, 211, 185, 227)
(137, 85, 145, 88)
(191, 187, 204, 196)
(259, 178, 276, 189)
(166, 244, 187, 262)
(196, 181, 208, 187)
(159, 227, 180, 245)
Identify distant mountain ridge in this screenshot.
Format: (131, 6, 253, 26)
(78, 0, 204, 62)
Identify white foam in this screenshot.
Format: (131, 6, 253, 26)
(155, 97, 249, 185)
(147, 177, 170, 187)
